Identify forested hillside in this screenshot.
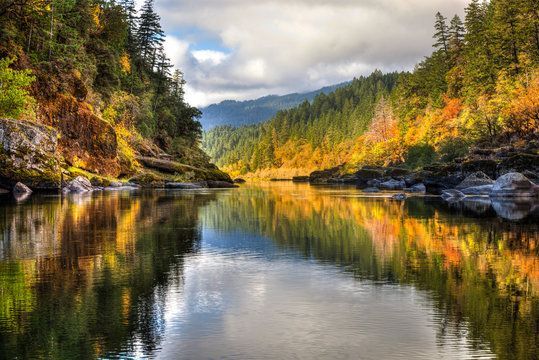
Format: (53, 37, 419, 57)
(0, 0, 228, 187)
(203, 72, 399, 177)
(200, 82, 348, 129)
(203, 0, 539, 179)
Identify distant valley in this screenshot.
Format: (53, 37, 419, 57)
(199, 82, 349, 129)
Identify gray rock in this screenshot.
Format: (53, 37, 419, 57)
(13, 182, 32, 196)
(490, 172, 539, 198)
(380, 179, 406, 190)
(441, 189, 466, 201)
(363, 187, 380, 193)
(460, 184, 493, 195)
(392, 193, 407, 200)
(165, 182, 205, 189)
(234, 178, 247, 183)
(456, 172, 494, 190)
(0, 118, 61, 189)
(62, 176, 94, 193)
(404, 183, 426, 193)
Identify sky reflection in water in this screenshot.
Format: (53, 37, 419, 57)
(0, 183, 537, 359)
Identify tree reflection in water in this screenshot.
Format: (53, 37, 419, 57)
(0, 184, 537, 359)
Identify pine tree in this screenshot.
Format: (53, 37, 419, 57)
(449, 15, 465, 55)
(433, 12, 449, 54)
(171, 70, 186, 99)
(137, 0, 164, 67)
(462, 0, 496, 97)
(118, 0, 138, 52)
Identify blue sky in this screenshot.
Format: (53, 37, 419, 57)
(138, 0, 468, 107)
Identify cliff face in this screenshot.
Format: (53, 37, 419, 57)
(0, 118, 61, 189)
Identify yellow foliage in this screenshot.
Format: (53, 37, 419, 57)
(92, 5, 103, 32)
(119, 53, 131, 74)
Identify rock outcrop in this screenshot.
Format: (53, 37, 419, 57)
(13, 182, 32, 196)
(380, 179, 406, 190)
(0, 118, 61, 189)
(62, 176, 94, 193)
(490, 172, 539, 198)
(455, 172, 494, 189)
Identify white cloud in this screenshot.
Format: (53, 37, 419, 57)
(192, 50, 229, 65)
(153, 0, 469, 107)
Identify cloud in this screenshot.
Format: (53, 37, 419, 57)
(153, 0, 469, 106)
(192, 50, 229, 65)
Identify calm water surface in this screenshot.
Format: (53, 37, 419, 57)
(0, 183, 538, 359)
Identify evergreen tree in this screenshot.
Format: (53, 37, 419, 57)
(118, 0, 138, 52)
(137, 0, 164, 66)
(433, 12, 449, 54)
(449, 15, 465, 55)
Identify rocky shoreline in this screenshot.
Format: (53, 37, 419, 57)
(0, 118, 236, 199)
(301, 140, 539, 214)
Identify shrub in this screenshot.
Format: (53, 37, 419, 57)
(0, 57, 36, 119)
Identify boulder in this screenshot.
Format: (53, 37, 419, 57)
(490, 172, 539, 198)
(363, 187, 380, 193)
(380, 179, 406, 190)
(165, 182, 205, 189)
(234, 178, 247, 183)
(62, 176, 94, 193)
(460, 184, 493, 195)
(0, 118, 61, 189)
(13, 182, 33, 201)
(392, 193, 407, 200)
(441, 189, 466, 201)
(455, 171, 493, 190)
(13, 182, 32, 196)
(404, 183, 426, 193)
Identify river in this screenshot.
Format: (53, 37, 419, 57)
(0, 183, 537, 359)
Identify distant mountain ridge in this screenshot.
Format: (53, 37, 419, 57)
(200, 82, 350, 129)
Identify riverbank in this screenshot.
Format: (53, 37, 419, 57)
(0, 118, 235, 198)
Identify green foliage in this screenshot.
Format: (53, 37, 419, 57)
(0, 0, 202, 155)
(438, 138, 470, 162)
(404, 144, 437, 169)
(0, 57, 35, 119)
(203, 71, 400, 170)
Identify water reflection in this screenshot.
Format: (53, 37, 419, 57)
(0, 185, 537, 359)
(0, 191, 214, 359)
